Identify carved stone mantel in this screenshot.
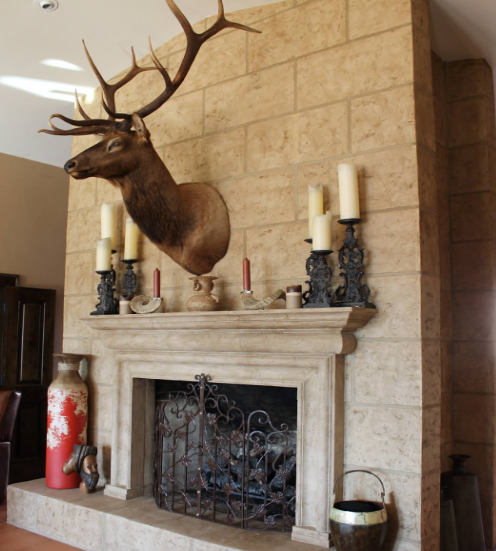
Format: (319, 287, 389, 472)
(82, 307, 376, 548)
(83, 307, 375, 355)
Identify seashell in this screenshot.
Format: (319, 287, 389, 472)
(130, 295, 164, 314)
(240, 289, 286, 310)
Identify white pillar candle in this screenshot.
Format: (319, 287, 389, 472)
(101, 203, 116, 250)
(312, 211, 332, 251)
(96, 238, 112, 271)
(338, 163, 360, 220)
(124, 218, 139, 260)
(308, 184, 324, 238)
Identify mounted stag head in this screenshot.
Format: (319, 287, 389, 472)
(39, 0, 260, 276)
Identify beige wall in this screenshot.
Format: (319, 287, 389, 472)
(0, 152, 69, 372)
(63, 1, 440, 548)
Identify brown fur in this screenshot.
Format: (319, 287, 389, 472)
(65, 117, 230, 276)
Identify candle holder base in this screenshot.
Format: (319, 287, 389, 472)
(334, 219, 375, 309)
(121, 259, 138, 297)
(302, 245, 334, 308)
(91, 270, 119, 316)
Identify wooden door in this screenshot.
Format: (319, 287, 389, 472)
(1, 287, 55, 482)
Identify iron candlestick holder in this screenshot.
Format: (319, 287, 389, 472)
(302, 238, 334, 308)
(334, 219, 375, 308)
(91, 270, 119, 315)
(121, 259, 138, 297)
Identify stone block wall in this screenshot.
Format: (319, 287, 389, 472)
(431, 52, 453, 475)
(62, 1, 440, 548)
(442, 58, 496, 548)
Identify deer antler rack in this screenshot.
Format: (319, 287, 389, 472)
(39, 0, 260, 137)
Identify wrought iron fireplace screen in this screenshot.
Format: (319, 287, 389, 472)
(154, 374, 296, 531)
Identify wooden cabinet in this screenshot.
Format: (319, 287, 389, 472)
(0, 285, 55, 482)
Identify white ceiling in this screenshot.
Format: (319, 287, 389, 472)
(1, 0, 495, 168)
(430, 0, 496, 63)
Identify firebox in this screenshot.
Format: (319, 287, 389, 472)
(153, 374, 298, 531)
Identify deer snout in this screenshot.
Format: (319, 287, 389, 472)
(64, 160, 77, 174)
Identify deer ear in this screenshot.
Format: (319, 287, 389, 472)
(131, 113, 150, 142)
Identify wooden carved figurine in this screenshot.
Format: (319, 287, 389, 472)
(62, 444, 100, 494)
(39, 0, 261, 276)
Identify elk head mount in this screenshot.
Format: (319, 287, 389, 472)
(39, 0, 260, 276)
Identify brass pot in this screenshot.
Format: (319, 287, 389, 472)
(330, 470, 388, 551)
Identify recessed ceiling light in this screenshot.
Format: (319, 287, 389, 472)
(35, 0, 59, 12)
(42, 59, 84, 72)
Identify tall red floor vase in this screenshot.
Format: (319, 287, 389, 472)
(46, 353, 88, 489)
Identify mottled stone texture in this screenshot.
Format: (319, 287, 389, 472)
(431, 54, 453, 486)
(8, 480, 328, 551)
(442, 57, 496, 548)
(63, 1, 439, 548)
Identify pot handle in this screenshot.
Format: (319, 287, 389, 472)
(332, 470, 386, 508)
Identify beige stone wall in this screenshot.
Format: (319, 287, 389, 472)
(444, 58, 496, 548)
(63, 1, 440, 548)
(431, 52, 453, 475)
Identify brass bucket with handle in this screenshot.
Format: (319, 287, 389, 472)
(330, 470, 388, 551)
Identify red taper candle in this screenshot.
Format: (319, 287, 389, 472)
(153, 268, 160, 298)
(243, 258, 251, 291)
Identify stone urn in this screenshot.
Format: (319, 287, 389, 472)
(186, 276, 220, 312)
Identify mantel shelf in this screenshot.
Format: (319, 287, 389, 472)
(82, 306, 377, 332)
(81, 307, 377, 356)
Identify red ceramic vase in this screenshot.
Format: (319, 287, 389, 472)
(46, 353, 88, 489)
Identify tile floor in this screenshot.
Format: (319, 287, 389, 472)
(0, 502, 79, 551)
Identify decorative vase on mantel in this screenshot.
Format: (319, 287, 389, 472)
(186, 276, 220, 312)
(46, 353, 88, 489)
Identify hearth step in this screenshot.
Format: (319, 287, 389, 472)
(7, 479, 331, 550)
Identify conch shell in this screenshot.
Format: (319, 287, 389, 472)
(130, 295, 164, 314)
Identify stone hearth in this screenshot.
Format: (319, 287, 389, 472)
(6, 479, 328, 551)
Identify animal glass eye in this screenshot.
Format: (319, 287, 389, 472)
(109, 141, 123, 151)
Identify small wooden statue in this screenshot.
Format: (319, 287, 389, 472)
(62, 444, 99, 494)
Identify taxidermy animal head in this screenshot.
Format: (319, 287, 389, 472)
(39, 0, 260, 276)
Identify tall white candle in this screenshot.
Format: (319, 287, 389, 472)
(308, 184, 324, 239)
(124, 218, 139, 260)
(101, 203, 116, 250)
(312, 211, 332, 251)
(96, 238, 112, 271)
(338, 163, 360, 220)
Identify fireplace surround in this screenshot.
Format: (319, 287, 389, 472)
(77, 307, 376, 547)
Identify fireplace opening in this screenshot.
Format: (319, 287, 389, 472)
(153, 374, 297, 531)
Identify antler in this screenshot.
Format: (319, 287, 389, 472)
(39, 0, 260, 137)
(131, 0, 261, 120)
(38, 45, 157, 136)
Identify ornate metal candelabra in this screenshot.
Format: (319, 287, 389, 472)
(302, 239, 334, 308)
(91, 270, 119, 315)
(334, 219, 375, 308)
(121, 259, 138, 297)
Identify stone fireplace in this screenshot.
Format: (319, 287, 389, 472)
(80, 307, 375, 547)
